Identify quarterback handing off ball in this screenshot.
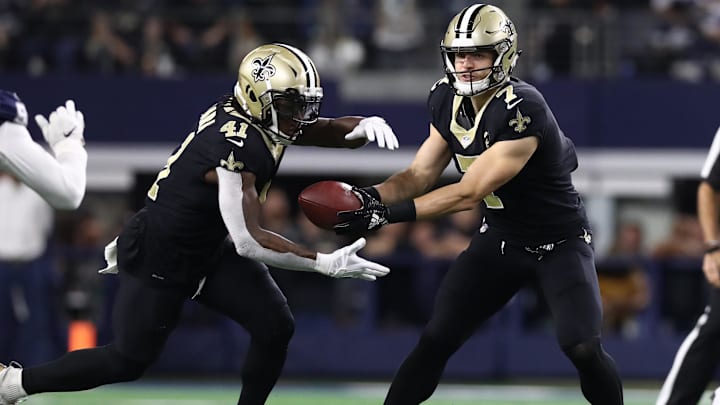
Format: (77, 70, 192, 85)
(298, 181, 362, 230)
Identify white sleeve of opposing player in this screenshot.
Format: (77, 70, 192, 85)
(216, 167, 318, 272)
(0, 122, 87, 209)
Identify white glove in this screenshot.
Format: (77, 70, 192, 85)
(98, 237, 119, 274)
(34, 99, 85, 149)
(314, 237, 390, 281)
(344, 116, 399, 150)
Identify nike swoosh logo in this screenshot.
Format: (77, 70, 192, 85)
(507, 98, 524, 110)
(226, 138, 244, 148)
(63, 126, 76, 138)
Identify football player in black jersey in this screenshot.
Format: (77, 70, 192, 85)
(335, 4, 624, 404)
(0, 43, 396, 405)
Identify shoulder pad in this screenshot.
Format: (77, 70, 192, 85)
(430, 77, 450, 92)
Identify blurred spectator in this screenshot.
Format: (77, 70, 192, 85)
(363, 222, 426, 327)
(16, 0, 83, 75)
(364, 222, 410, 257)
(243, 0, 305, 46)
(264, 187, 335, 320)
(696, 0, 720, 81)
(226, 9, 263, 73)
(531, 0, 619, 78)
(0, 171, 59, 366)
(369, 0, 425, 70)
(609, 220, 645, 255)
(55, 210, 107, 333)
(532, 0, 580, 77)
(166, 0, 231, 72)
(597, 221, 651, 337)
(645, 0, 704, 81)
(405, 207, 481, 260)
(260, 187, 301, 239)
(0, 1, 715, 80)
(306, 0, 365, 76)
(652, 214, 705, 258)
(597, 260, 651, 337)
(139, 15, 176, 77)
(651, 213, 706, 332)
(84, 10, 136, 74)
(295, 210, 339, 253)
(408, 221, 448, 258)
(0, 1, 22, 71)
(439, 205, 482, 256)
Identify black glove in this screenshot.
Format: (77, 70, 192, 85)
(334, 187, 389, 235)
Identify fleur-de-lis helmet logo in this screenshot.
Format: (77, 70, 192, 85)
(251, 54, 276, 82)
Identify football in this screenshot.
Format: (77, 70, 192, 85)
(298, 181, 362, 230)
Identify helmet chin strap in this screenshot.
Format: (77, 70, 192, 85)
(452, 66, 494, 96)
(268, 108, 295, 145)
(454, 76, 491, 96)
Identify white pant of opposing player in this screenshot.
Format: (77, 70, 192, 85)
(712, 387, 720, 405)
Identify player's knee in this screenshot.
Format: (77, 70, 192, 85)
(273, 311, 295, 345)
(416, 330, 459, 359)
(561, 337, 602, 367)
(253, 307, 295, 347)
(108, 346, 151, 382)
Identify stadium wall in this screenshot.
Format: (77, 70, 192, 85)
(5, 75, 712, 198)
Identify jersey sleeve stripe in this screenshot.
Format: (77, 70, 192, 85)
(701, 125, 720, 178)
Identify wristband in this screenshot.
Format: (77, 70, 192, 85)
(386, 200, 416, 223)
(361, 186, 381, 202)
(706, 241, 720, 254)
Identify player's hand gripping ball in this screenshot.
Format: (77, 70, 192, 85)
(298, 181, 362, 230)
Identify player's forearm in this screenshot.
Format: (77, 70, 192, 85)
(297, 116, 364, 148)
(698, 182, 720, 245)
(411, 149, 515, 220)
(217, 168, 319, 272)
(1, 126, 86, 209)
(234, 232, 319, 272)
(376, 168, 435, 204)
(224, 214, 319, 272)
(413, 182, 479, 220)
(48, 139, 88, 208)
(251, 230, 317, 261)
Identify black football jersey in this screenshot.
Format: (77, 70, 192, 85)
(141, 96, 286, 278)
(428, 77, 587, 241)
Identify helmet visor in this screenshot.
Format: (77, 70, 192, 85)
(271, 88, 323, 125)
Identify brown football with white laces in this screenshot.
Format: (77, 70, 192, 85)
(298, 181, 362, 230)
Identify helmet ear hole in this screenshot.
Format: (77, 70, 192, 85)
(246, 87, 257, 102)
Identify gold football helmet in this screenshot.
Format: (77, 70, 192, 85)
(441, 4, 520, 96)
(234, 43, 323, 143)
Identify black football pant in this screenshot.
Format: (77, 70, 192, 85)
(384, 227, 624, 405)
(21, 243, 294, 405)
(656, 287, 720, 405)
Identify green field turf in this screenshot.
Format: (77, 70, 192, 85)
(21, 381, 692, 405)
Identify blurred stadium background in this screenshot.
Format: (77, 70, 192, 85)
(3, 0, 720, 402)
